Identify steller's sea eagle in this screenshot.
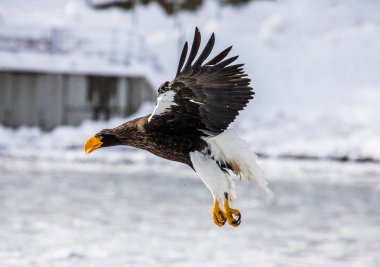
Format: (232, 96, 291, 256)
(84, 27, 274, 227)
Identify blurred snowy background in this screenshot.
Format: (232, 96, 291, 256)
(0, 0, 379, 266)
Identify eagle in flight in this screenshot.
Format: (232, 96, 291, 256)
(84, 27, 274, 227)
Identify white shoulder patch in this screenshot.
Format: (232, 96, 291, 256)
(148, 90, 177, 123)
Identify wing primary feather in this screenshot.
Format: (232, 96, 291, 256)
(176, 42, 188, 77)
(205, 46, 232, 66)
(183, 27, 201, 72)
(193, 33, 215, 69)
(222, 64, 245, 73)
(214, 56, 239, 70)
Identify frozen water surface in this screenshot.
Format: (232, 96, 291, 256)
(0, 157, 379, 267)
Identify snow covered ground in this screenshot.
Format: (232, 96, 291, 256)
(0, 157, 379, 267)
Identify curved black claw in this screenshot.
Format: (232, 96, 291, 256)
(213, 210, 226, 227)
(212, 200, 227, 227)
(229, 212, 241, 226)
(219, 211, 227, 225)
(225, 207, 241, 227)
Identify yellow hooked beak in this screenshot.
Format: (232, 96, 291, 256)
(84, 136, 103, 155)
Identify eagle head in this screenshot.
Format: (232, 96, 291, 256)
(84, 129, 121, 155)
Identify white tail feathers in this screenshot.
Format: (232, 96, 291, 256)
(205, 129, 275, 201)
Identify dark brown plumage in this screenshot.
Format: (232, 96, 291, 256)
(95, 116, 206, 166)
(86, 27, 254, 168)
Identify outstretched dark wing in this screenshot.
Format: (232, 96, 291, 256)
(147, 27, 254, 136)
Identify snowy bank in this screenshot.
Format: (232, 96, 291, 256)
(0, 100, 379, 164)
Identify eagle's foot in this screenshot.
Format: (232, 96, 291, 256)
(212, 200, 226, 227)
(224, 200, 241, 227)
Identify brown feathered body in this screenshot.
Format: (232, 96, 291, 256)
(108, 116, 207, 167)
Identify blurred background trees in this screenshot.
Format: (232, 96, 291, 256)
(88, 0, 262, 14)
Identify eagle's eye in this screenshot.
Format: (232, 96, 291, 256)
(96, 132, 120, 147)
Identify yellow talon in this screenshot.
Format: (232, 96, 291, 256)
(224, 199, 241, 227)
(212, 200, 226, 227)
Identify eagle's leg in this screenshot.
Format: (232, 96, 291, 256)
(223, 193, 241, 227)
(212, 199, 226, 227)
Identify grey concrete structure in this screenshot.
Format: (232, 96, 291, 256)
(0, 71, 155, 130)
(0, 23, 162, 131)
